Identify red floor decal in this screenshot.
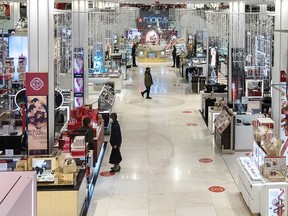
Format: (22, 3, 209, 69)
(100, 171, 115, 177)
(187, 123, 198, 126)
(245, 152, 252, 157)
(209, 186, 225, 193)
(182, 111, 192, 113)
(199, 158, 213, 163)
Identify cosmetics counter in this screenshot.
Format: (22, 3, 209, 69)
(236, 117, 288, 216)
(212, 105, 263, 153)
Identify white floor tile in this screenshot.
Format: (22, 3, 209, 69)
(86, 63, 252, 216)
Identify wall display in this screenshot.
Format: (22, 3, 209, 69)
(73, 48, 84, 108)
(268, 188, 285, 216)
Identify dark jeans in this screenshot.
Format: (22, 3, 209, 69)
(142, 86, 151, 97)
(172, 55, 176, 66)
(132, 55, 136, 66)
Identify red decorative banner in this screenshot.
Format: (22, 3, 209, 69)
(199, 158, 213, 163)
(208, 186, 225, 193)
(26, 73, 48, 96)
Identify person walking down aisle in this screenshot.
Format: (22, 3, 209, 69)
(141, 67, 153, 99)
(172, 45, 176, 67)
(132, 43, 138, 67)
(109, 113, 122, 172)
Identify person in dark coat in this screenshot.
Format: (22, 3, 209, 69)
(141, 67, 153, 99)
(109, 113, 122, 172)
(172, 45, 177, 67)
(131, 43, 138, 67)
(79, 117, 94, 150)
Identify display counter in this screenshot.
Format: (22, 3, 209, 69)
(37, 169, 87, 216)
(0, 126, 24, 154)
(188, 74, 206, 94)
(238, 157, 288, 216)
(200, 91, 227, 118)
(89, 74, 123, 93)
(208, 106, 221, 134)
(137, 47, 167, 63)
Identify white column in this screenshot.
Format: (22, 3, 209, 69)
(259, 5, 267, 13)
(27, 0, 54, 153)
(72, 0, 89, 105)
(272, 0, 288, 138)
(10, 2, 20, 29)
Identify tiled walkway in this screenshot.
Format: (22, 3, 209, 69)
(87, 62, 252, 216)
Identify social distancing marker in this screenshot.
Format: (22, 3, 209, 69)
(100, 171, 115, 177)
(182, 111, 192, 113)
(199, 158, 213, 163)
(209, 186, 225, 193)
(187, 123, 198, 126)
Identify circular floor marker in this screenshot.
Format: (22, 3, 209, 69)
(199, 158, 213, 163)
(187, 123, 198, 126)
(208, 186, 225, 193)
(182, 111, 192, 113)
(100, 171, 115, 177)
(245, 152, 252, 157)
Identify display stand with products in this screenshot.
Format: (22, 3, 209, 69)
(200, 91, 227, 118)
(208, 106, 221, 134)
(98, 84, 115, 135)
(214, 106, 234, 153)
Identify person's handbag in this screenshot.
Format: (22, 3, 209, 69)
(109, 147, 122, 164)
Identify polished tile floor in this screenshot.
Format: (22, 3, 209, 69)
(87, 62, 252, 216)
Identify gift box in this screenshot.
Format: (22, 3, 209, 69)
(256, 118, 274, 131)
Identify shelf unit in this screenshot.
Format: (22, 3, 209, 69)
(98, 84, 115, 134)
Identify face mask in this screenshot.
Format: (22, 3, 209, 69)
(109, 119, 113, 123)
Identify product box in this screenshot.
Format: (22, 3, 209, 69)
(256, 118, 274, 131)
(263, 156, 286, 181)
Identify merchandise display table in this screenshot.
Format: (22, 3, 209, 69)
(37, 169, 87, 216)
(200, 91, 227, 117)
(238, 157, 288, 216)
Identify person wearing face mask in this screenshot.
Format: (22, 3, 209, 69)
(109, 113, 122, 172)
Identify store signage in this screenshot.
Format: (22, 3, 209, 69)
(25, 73, 48, 154)
(280, 70, 286, 83)
(208, 186, 225, 193)
(73, 48, 84, 108)
(268, 188, 285, 216)
(26, 73, 48, 95)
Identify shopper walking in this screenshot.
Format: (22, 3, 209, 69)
(141, 67, 153, 99)
(109, 113, 122, 172)
(132, 43, 138, 67)
(172, 45, 176, 67)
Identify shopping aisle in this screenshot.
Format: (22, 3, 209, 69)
(87, 62, 252, 216)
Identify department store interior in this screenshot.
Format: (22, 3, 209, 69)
(0, 0, 288, 216)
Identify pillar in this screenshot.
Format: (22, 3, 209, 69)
(10, 2, 20, 29)
(72, 0, 89, 106)
(228, 2, 245, 101)
(272, 0, 288, 139)
(27, 0, 54, 153)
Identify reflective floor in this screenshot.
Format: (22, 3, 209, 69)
(87, 62, 252, 216)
